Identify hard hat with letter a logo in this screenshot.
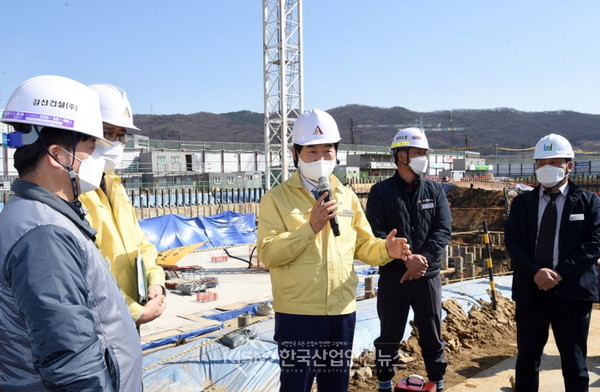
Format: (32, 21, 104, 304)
(292, 108, 341, 146)
(89, 83, 140, 132)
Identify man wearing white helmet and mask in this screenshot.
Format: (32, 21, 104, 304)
(505, 133, 600, 392)
(366, 127, 451, 392)
(0, 75, 142, 391)
(257, 108, 411, 392)
(79, 84, 166, 328)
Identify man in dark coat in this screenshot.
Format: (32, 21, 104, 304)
(367, 127, 452, 392)
(505, 133, 600, 392)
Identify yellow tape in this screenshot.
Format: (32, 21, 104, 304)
(391, 141, 410, 148)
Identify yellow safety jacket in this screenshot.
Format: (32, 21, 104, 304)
(79, 173, 165, 321)
(257, 172, 391, 316)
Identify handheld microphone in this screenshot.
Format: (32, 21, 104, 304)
(318, 176, 341, 237)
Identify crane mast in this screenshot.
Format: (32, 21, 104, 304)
(262, 0, 303, 189)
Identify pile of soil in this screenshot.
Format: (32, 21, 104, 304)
(447, 186, 508, 232)
(446, 184, 513, 277)
(447, 186, 506, 209)
(349, 291, 517, 391)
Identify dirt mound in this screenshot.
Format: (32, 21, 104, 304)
(349, 291, 516, 391)
(451, 207, 506, 232)
(447, 187, 505, 209)
(448, 186, 508, 232)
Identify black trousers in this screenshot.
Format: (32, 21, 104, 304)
(274, 312, 356, 392)
(374, 274, 447, 382)
(515, 293, 592, 392)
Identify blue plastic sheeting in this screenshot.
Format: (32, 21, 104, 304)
(201, 211, 257, 249)
(143, 325, 280, 392)
(204, 304, 259, 322)
(142, 305, 260, 351)
(139, 214, 209, 251)
(141, 276, 513, 392)
(356, 266, 379, 275)
(139, 211, 257, 251)
(354, 275, 513, 350)
(142, 324, 224, 351)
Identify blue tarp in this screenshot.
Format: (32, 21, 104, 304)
(139, 211, 257, 251)
(142, 324, 224, 351)
(141, 305, 261, 351)
(143, 329, 280, 392)
(141, 276, 513, 392)
(204, 304, 259, 322)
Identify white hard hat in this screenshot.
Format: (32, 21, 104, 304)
(1, 75, 105, 142)
(391, 127, 430, 151)
(292, 108, 341, 146)
(533, 133, 574, 159)
(88, 83, 140, 132)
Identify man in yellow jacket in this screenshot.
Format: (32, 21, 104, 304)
(80, 84, 166, 325)
(258, 108, 414, 392)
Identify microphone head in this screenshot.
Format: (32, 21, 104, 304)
(318, 176, 330, 191)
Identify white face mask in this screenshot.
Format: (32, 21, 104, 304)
(95, 140, 124, 173)
(408, 155, 428, 176)
(61, 149, 106, 194)
(535, 164, 566, 188)
(298, 158, 337, 182)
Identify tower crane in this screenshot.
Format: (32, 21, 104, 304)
(262, 1, 462, 183)
(262, 0, 303, 189)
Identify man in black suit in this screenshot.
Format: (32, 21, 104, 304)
(505, 133, 600, 392)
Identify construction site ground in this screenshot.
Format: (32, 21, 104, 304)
(140, 180, 600, 391)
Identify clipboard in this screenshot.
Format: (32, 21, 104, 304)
(135, 249, 148, 305)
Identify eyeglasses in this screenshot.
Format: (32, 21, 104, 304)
(104, 131, 131, 144)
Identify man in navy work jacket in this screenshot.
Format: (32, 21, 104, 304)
(505, 133, 600, 392)
(366, 127, 452, 392)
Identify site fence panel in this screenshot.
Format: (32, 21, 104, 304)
(128, 187, 265, 209)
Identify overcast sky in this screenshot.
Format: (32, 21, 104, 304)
(1, 1, 599, 115)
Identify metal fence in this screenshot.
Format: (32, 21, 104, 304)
(129, 187, 265, 208)
(0, 183, 265, 211)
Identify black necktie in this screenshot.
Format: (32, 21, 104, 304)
(534, 192, 560, 268)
